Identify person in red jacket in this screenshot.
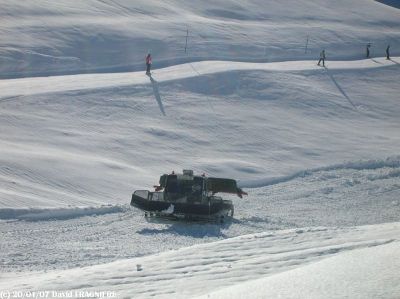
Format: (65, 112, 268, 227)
(146, 53, 152, 74)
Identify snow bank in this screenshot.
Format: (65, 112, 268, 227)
(0, 205, 126, 221)
(195, 241, 400, 299)
(240, 155, 400, 188)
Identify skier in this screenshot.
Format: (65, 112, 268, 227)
(366, 44, 371, 58)
(386, 45, 390, 60)
(317, 49, 326, 67)
(145, 53, 152, 74)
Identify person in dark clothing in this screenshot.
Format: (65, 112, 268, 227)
(386, 45, 390, 60)
(366, 44, 371, 58)
(317, 49, 326, 67)
(146, 53, 152, 74)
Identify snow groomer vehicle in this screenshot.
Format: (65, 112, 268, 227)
(131, 170, 247, 222)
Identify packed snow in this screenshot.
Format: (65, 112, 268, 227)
(1, 58, 399, 209)
(1, 222, 399, 298)
(1, 159, 399, 273)
(1, 0, 400, 298)
(196, 240, 400, 299)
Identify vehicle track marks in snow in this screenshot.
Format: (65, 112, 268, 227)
(1, 158, 399, 272)
(1, 223, 399, 299)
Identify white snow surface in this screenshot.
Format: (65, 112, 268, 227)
(195, 239, 400, 299)
(1, 57, 400, 209)
(1, 0, 399, 78)
(1, 57, 399, 99)
(1, 1, 400, 298)
(1, 161, 399, 273)
(1, 222, 399, 298)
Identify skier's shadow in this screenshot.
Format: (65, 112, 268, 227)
(370, 58, 382, 64)
(390, 58, 399, 65)
(148, 74, 166, 116)
(371, 58, 399, 65)
(324, 67, 357, 110)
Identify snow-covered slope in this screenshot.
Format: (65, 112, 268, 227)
(1, 0, 399, 78)
(1, 1, 400, 298)
(1, 57, 398, 98)
(1, 58, 399, 209)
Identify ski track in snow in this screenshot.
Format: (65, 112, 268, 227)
(0, 57, 399, 98)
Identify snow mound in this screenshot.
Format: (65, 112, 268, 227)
(195, 240, 400, 299)
(0, 205, 126, 221)
(241, 155, 400, 188)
